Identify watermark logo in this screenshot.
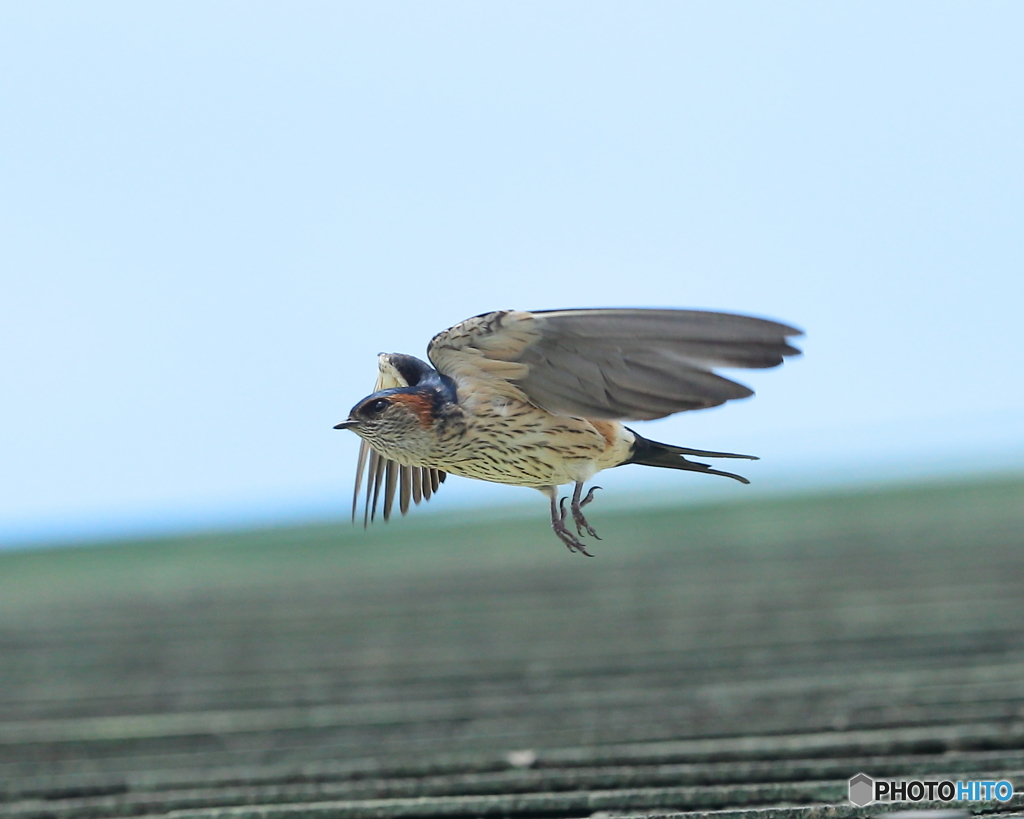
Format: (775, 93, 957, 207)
(849, 773, 874, 807)
(848, 773, 1015, 807)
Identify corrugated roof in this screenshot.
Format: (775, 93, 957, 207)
(2, 477, 1023, 818)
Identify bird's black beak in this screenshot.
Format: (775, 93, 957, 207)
(333, 420, 357, 430)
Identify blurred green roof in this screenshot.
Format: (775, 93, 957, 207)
(2, 476, 1024, 818)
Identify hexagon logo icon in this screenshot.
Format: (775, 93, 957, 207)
(849, 773, 875, 806)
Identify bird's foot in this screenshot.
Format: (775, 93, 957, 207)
(571, 485, 602, 539)
(553, 497, 594, 556)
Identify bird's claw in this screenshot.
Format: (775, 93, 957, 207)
(572, 486, 602, 539)
(553, 497, 593, 556)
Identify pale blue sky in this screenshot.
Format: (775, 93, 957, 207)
(2, 2, 1022, 546)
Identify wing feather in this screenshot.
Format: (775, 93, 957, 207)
(351, 439, 371, 522)
(428, 308, 800, 421)
(369, 452, 386, 522)
(381, 460, 396, 521)
(363, 450, 382, 525)
(411, 467, 423, 504)
(399, 466, 412, 515)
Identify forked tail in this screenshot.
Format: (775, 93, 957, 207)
(623, 429, 757, 484)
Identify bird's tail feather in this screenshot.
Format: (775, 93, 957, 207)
(623, 429, 756, 484)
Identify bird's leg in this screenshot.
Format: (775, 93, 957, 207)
(546, 489, 593, 556)
(570, 482, 602, 539)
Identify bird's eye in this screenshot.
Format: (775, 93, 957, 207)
(364, 398, 390, 415)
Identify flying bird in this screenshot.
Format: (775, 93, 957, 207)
(334, 308, 801, 555)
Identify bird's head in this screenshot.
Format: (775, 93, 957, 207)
(333, 388, 438, 463)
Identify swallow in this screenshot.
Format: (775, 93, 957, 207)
(334, 308, 801, 555)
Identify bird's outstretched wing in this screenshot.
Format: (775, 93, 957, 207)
(353, 354, 446, 526)
(427, 308, 801, 421)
